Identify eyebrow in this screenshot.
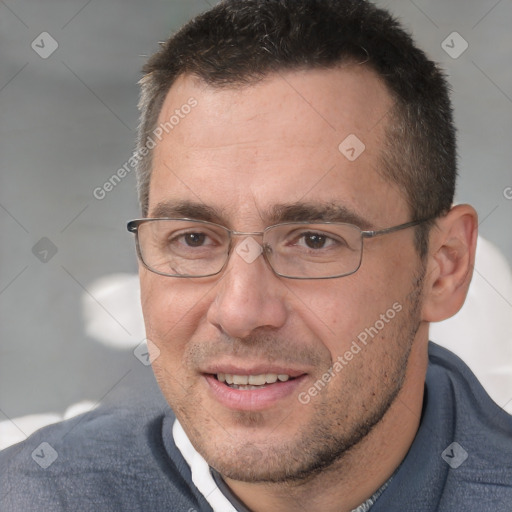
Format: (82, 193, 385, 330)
(149, 200, 227, 224)
(149, 200, 373, 230)
(267, 202, 373, 229)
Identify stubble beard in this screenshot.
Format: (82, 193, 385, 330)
(173, 269, 425, 485)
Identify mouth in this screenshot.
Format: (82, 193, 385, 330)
(215, 372, 295, 390)
(203, 368, 307, 411)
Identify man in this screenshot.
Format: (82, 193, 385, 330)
(1, 1, 511, 510)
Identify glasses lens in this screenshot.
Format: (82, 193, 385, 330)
(264, 223, 363, 278)
(137, 220, 229, 276)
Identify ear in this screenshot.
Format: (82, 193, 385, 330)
(421, 204, 478, 322)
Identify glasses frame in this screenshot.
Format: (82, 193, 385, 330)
(127, 217, 433, 280)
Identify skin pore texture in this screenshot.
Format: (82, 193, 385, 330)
(139, 66, 477, 512)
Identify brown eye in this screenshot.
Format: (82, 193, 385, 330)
(184, 233, 207, 246)
(303, 233, 327, 249)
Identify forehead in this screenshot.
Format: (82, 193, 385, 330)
(149, 66, 408, 227)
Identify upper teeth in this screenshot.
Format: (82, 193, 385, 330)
(217, 373, 290, 385)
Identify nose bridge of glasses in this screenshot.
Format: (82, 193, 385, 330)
(230, 229, 265, 237)
(227, 230, 267, 253)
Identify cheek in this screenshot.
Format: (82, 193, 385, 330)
(140, 271, 209, 356)
(140, 273, 215, 407)
(290, 272, 406, 358)
(299, 273, 371, 315)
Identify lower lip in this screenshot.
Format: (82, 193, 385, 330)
(204, 374, 307, 411)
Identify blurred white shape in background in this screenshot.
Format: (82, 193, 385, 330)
(0, 400, 96, 451)
(81, 272, 146, 349)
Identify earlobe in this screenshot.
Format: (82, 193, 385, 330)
(421, 204, 478, 322)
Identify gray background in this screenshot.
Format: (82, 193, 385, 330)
(1, 0, 511, 424)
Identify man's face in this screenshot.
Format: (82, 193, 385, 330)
(140, 67, 426, 482)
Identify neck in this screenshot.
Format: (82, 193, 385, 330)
(224, 335, 429, 512)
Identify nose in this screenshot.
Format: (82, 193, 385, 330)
(206, 237, 288, 338)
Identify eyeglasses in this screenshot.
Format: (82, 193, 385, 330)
(127, 217, 432, 280)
